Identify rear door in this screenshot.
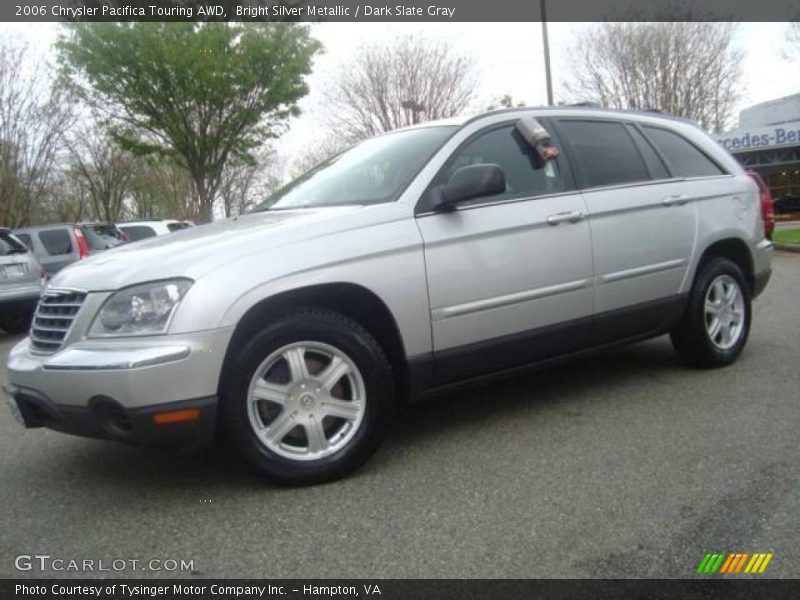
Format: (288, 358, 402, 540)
(415, 120, 595, 384)
(0, 231, 39, 294)
(553, 118, 697, 343)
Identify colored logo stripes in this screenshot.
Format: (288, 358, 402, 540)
(696, 552, 774, 574)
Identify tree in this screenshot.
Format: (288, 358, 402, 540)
(58, 23, 321, 223)
(218, 149, 284, 217)
(785, 22, 800, 61)
(0, 38, 75, 227)
(65, 128, 137, 223)
(325, 36, 477, 143)
(565, 22, 742, 132)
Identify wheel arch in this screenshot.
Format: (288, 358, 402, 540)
(696, 237, 755, 292)
(218, 282, 410, 400)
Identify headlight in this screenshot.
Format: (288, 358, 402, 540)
(88, 279, 193, 337)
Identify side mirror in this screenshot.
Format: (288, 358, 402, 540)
(432, 164, 506, 211)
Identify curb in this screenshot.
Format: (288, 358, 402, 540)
(774, 242, 800, 254)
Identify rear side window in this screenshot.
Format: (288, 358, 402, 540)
(0, 231, 28, 256)
(121, 225, 157, 241)
(38, 229, 73, 256)
(81, 225, 123, 250)
(557, 120, 650, 188)
(167, 222, 190, 232)
(628, 127, 669, 180)
(642, 126, 725, 178)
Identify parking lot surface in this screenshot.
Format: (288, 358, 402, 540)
(1, 252, 798, 579)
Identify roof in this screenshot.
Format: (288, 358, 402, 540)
(398, 105, 696, 133)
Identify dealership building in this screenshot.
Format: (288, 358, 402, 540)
(714, 93, 800, 201)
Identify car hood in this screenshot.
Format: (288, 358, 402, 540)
(49, 207, 364, 291)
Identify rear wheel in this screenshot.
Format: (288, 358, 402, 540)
(220, 309, 394, 485)
(670, 257, 751, 368)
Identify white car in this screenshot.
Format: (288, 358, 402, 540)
(117, 220, 193, 242)
(6, 107, 773, 485)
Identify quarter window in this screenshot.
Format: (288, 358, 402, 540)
(121, 225, 157, 241)
(643, 126, 725, 178)
(558, 120, 650, 188)
(434, 124, 565, 205)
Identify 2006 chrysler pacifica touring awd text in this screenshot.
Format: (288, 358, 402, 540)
(5, 107, 773, 484)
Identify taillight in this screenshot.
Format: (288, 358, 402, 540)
(74, 228, 90, 259)
(746, 171, 774, 240)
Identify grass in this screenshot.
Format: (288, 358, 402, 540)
(773, 228, 800, 245)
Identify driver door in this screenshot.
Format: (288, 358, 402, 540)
(415, 121, 594, 385)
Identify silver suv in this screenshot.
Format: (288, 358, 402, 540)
(0, 228, 44, 333)
(5, 108, 773, 484)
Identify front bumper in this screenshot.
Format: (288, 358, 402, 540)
(5, 385, 216, 448)
(5, 328, 233, 447)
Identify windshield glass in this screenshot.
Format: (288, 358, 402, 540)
(255, 126, 457, 211)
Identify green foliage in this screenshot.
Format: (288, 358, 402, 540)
(58, 23, 321, 221)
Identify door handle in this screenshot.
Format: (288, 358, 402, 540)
(662, 195, 688, 206)
(547, 211, 584, 226)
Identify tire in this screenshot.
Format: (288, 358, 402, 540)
(670, 257, 751, 368)
(0, 312, 32, 334)
(219, 308, 394, 485)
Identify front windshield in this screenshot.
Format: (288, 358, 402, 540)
(255, 125, 457, 211)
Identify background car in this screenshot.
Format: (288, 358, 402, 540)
(0, 228, 44, 334)
(117, 219, 194, 242)
(12, 223, 128, 276)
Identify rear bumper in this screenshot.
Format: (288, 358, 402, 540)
(0, 283, 40, 312)
(753, 268, 771, 298)
(5, 384, 216, 448)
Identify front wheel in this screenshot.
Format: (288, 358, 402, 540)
(219, 309, 394, 485)
(670, 257, 751, 368)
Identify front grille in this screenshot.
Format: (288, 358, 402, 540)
(30, 290, 87, 354)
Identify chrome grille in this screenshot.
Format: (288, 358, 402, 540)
(30, 290, 87, 354)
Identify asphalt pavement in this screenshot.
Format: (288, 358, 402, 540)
(1, 252, 798, 579)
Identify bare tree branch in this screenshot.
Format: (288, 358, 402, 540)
(325, 36, 477, 143)
(564, 23, 743, 133)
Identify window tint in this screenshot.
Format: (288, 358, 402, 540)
(628, 127, 669, 179)
(435, 125, 565, 204)
(558, 120, 650, 188)
(121, 225, 157, 241)
(81, 225, 124, 250)
(38, 229, 73, 256)
(14, 233, 33, 251)
(643, 126, 724, 178)
(0, 231, 28, 256)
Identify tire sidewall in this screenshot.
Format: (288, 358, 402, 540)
(220, 311, 393, 484)
(689, 258, 752, 365)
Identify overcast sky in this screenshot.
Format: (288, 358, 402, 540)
(0, 21, 796, 165)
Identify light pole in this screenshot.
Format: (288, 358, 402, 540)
(540, 0, 554, 106)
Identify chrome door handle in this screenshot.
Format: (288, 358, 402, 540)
(662, 195, 688, 206)
(547, 211, 584, 225)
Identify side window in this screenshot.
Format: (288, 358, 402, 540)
(121, 226, 157, 241)
(628, 126, 669, 179)
(38, 229, 73, 256)
(435, 124, 565, 205)
(557, 120, 650, 188)
(642, 126, 725, 178)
